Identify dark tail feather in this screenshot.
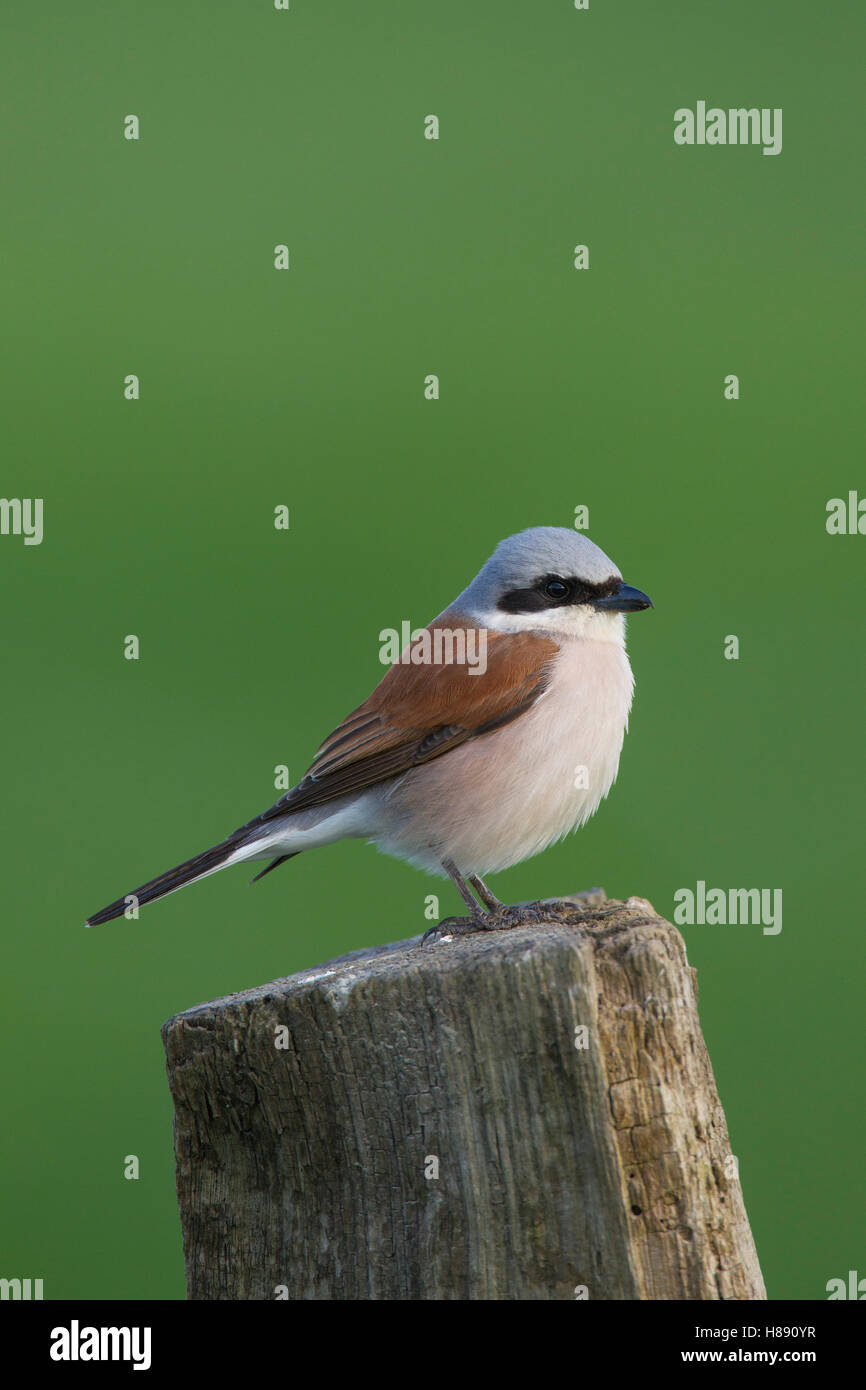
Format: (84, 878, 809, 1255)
(250, 854, 297, 884)
(85, 832, 252, 927)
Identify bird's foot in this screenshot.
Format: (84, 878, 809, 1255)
(420, 896, 617, 945)
(421, 908, 490, 945)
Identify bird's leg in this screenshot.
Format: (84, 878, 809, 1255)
(421, 865, 617, 946)
(469, 873, 506, 912)
(444, 859, 489, 916)
(421, 859, 491, 943)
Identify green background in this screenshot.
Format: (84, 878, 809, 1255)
(2, 1, 862, 1300)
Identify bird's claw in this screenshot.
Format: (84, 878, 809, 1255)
(420, 897, 616, 946)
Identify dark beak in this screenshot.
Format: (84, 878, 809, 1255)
(592, 582, 653, 613)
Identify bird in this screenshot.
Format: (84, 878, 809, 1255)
(85, 526, 652, 939)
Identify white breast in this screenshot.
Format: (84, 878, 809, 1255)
(373, 637, 635, 877)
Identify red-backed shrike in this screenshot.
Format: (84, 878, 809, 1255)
(86, 527, 652, 939)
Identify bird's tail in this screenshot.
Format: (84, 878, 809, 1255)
(85, 830, 283, 927)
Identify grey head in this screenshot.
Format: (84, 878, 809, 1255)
(455, 526, 652, 622)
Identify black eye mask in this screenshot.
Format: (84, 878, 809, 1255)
(497, 573, 622, 614)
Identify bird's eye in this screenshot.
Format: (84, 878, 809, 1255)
(543, 578, 569, 601)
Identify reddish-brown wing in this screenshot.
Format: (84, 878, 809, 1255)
(259, 621, 558, 820)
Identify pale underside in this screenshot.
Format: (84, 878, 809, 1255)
(232, 617, 635, 879)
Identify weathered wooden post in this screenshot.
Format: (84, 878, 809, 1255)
(162, 892, 766, 1300)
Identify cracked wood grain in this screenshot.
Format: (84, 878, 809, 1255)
(161, 891, 766, 1301)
